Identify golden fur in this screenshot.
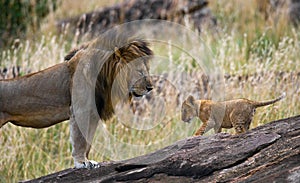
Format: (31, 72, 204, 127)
(0, 30, 154, 168)
(181, 93, 285, 136)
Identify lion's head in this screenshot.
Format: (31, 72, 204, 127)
(181, 95, 198, 123)
(67, 30, 154, 121)
(109, 40, 154, 99)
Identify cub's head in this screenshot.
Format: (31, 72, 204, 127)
(181, 95, 198, 123)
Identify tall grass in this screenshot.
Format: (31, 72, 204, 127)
(1, 0, 299, 182)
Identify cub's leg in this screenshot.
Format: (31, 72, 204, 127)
(0, 114, 7, 128)
(204, 119, 218, 134)
(214, 126, 222, 133)
(232, 121, 246, 134)
(213, 117, 223, 134)
(194, 121, 208, 136)
(194, 119, 216, 136)
(69, 106, 99, 169)
(230, 113, 247, 134)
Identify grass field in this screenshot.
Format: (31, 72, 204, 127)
(0, 1, 299, 182)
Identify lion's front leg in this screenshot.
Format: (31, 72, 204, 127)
(69, 106, 99, 169)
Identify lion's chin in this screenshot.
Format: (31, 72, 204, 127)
(182, 117, 192, 123)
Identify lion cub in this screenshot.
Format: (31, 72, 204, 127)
(181, 93, 285, 136)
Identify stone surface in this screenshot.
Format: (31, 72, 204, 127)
(23, 115, 300, 183)
(57, 0, 216, 39)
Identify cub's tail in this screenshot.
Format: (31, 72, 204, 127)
(253, 92, 286, 108)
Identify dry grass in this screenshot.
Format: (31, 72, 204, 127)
(1, 0, 299, 182)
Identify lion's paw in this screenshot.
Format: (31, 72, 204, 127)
(74, 160, 100, 169)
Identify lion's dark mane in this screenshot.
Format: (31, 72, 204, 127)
(65, 30, 153, 120)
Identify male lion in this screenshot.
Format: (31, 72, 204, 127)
(0, 30, 154, 168)
(181, 93, 285, 136)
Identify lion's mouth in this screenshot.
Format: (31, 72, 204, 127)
(130, 89, 151, 98)
(132, 91, 144, 97)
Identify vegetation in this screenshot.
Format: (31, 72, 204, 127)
(0, 0, 58, 47)
(0, 0, 299, 182)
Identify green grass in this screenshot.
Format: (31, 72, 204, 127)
(1, 0, 300, 182)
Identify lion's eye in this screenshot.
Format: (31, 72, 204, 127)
(137, 70, 144, 76)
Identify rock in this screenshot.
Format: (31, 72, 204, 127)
(289, 0, 300, 25)
(57, 0, 217, 39)
(23, 115, 300, 183)
(256, 0, 300, 26)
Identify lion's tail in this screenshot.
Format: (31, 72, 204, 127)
(253, 92, 286, 108)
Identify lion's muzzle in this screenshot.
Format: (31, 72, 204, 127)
(130, 76, 153, 97)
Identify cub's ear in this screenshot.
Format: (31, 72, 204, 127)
(186, 95, 195, 105)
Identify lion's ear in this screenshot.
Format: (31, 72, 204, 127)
(114, 47, 123, 61)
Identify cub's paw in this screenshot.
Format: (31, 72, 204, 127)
(74, 160, 100, 169)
